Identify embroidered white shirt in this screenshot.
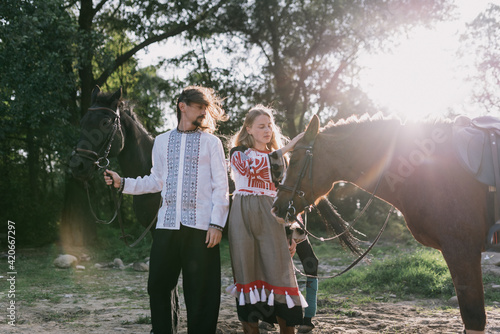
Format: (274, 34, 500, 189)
(123, 128, 229, 231)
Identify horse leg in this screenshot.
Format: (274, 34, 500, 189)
(441, 248, 486, 334)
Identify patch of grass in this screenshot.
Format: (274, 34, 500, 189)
(483, 273, 500, 303)
(91, 225, 153, 263)
(40, 308, 91, 323)
(0, 245, 149, 307)
(304, 230, 424, 267)
(136, 315, 151, 324)
(121, 314, 151, 325)
(320, 248, 455, 301)
(219, 237, 231, 267)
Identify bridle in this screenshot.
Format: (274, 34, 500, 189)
(71, 106, 123, 225)
(72, 106, 122, 170)
(277, 139, 317, 222)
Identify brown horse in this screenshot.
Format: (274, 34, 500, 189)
(272, 114, 495, 334)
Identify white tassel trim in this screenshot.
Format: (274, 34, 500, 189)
(249, 287, 257, 304)
(260, 285, 267, 302)
(285, 291, 295, 309)
(230, 285, 238, 298)
(239, 289, 245, 306)
(253, 285, 261, 302)
(267, 289, 275, 306)
(299, 291, 309, 308)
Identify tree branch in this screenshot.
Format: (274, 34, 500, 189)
(95, 1, 226, 86)
(93, 0, 109, 16)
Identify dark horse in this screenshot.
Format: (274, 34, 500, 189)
(272, 114, 496, 334)
(69, 86, 160, 231)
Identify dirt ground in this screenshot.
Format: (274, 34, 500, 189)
(1, 254, 500, 334)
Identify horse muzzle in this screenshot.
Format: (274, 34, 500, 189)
(69, 152, 97, 181)
(271, 207, 287, 224)
(271, 201, 299, 224)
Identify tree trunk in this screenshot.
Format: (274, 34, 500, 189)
(78, 0, 95, 118)
(26, 127, 39, 203)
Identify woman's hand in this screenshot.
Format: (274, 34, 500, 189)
(104, 169, 122, 189)
(281, 132, 305, 154)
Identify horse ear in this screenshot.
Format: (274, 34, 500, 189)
(304, 114, 320, 143)
(91, 85, 100, 105)
(111, 87, 122, 102)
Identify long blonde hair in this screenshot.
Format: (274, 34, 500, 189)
(231, 105, 286, 151)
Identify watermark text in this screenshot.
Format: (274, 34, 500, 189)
(6, 220, 16, 326)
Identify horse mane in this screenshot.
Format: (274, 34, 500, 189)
(323, 112, 398, 130)
(119, 100, 153, 140)
(322, 112, 455, 134)
(315, 197, 363, 257)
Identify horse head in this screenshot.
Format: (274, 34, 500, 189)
(70, 86, 124, 181)
(272, 114, 322, 221)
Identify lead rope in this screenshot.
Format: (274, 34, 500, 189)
(84, 180, 120, 225)
(118, 201, 159, 248)
(293, 206, 394, 279)
(85, 170, 160, 247)
(113, 180, 160, 248)
(296, 175, 382, 242)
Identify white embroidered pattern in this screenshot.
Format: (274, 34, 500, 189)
(163, 130, 201, 227)
(181, 132, 200, 226)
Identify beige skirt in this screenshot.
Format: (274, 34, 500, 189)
(228, 194, 303, 310)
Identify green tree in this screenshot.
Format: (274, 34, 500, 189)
(459, 4, 500, 113)
(73, 0, 228, 118)
(0, 0, 78, 245)
(205, 0, 455, 136)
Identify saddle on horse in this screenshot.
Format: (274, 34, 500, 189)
(453, 115, 500, 247)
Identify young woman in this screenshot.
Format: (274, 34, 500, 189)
(227, 105, 305, 334)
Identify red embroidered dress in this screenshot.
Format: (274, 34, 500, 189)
(231, 147, 280, 196)
(228, 146, 304, 326)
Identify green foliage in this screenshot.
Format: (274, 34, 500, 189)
(91, 223, 153, 264)
(320, 248, 455, 300)
(201, 0, 455, 136)
(459, 4, 500, 113)
(125, 66, 174, 136)
(0, 0, 79, 246)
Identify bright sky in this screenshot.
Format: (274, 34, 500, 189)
(359, 0, 500, 120)
(138, 1, 500, 121)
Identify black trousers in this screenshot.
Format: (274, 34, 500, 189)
(148, 225, 221, 334)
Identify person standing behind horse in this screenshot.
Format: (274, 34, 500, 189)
(292, 229, 319, 333)
(228, 105, 305, 334)
(104, 86, 229, 334)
